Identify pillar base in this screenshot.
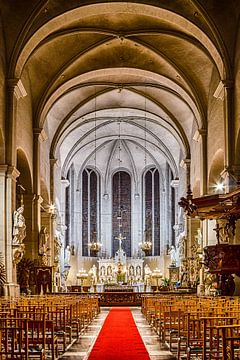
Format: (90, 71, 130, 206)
(3, 283, 20, 297)
(197, 284, 205, 296)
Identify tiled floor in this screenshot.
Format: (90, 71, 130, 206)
(59, 307, 176, 360)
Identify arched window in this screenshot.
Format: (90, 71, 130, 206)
(82, 168, 99, 256)
(112, 171, 131, 257)
(144, 168, 160, 256)
(65, 165, 75, 247)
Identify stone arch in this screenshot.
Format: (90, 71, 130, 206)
(208, 149, 224, 193)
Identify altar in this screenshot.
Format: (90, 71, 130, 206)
(97, 233, 144, 286)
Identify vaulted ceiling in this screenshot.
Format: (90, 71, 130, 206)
(2, 1, 239, 182)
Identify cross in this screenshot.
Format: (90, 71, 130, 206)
(115, 232, 126, 251)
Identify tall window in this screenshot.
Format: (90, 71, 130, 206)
(65, 165, 75, 248)
(82, 168, 99, 256)
(112, 171, 131, 257)
(144, 168, 160, 256)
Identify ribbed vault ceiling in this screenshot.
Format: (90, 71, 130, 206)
(5, 1, 229, 180)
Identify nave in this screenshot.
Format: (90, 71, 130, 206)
(61, 307, 174, 360)
(1, 293, 240, 359)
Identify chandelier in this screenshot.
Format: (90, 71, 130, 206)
(88, 88, 102, 256)
(140, 88, 152, 256)
(140, 228, 152, 255)
(89, 227, 102, 255)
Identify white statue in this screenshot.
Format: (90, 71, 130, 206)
(90, 264, 97, 284)
(13, 205, 26, 245)
(39, 226, 49, 255)
(64, 245, 71, 266)
(176, 230, 186, 260)
(54, 230, 62, 263)
(144, 264, 151, 276)
(169, 245, 177, 266)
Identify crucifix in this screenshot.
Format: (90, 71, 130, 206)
(115, 232, 126, 251)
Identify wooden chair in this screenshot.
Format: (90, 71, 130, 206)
(0, 317, 29, 360)
(217, 324, 240, 360)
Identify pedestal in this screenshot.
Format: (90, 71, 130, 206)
(3, 283, 20, 296)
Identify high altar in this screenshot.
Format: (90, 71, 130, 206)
(97, 233, 144, 288)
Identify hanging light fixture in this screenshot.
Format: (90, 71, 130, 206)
(117, 120, 122, 225)
(139, 86, 152, 256)
(89, 87, 101, 256)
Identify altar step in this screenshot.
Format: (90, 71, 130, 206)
(59, 307, 176, 360)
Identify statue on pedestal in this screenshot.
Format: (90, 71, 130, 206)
(54, 230, 62, 263)
(64, 245, 71, 266)
(169, 245, 177, 267)
(13, 205, 26, 245)
(39, 226, 50, 266)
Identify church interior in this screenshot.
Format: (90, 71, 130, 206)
(1, 0, 240, 359)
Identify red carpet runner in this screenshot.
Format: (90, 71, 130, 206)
(88, 308, 150, 360)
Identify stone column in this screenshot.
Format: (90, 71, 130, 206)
(4, 79, 26, 295)
(50, 158, 58, 203)
(170, 178, 179, 240)
(32, 128, 46, 259)
(6, 79, 27, 166)
(0, 166, 8, 260)
(199, 129, 207, 195)
(5, 166, 20, 292)
(60, 179, 70, 252)
(184, 159, 191, 193)
(222, 80, 234, 192)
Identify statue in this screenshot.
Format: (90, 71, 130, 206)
(169, 245, 177, 266)
(64, 245, 71, 266)
(39, 227, 50, 266)
(13, 244, 25, 265)
(144, 264, 151, 276)
(39, 227, 49, 254)
(13, 205, 26, 245)
(90, 264, 97, 284)
(54, 230, 62, 263)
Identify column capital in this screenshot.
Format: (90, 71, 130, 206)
(6, 166, 20, 181)
(193, 128, 207, 142)
(7, 78, 27, 100)
(33, 128, 48, 143)
(170, 179, 179, 188)
(180, 158, 191, 169)
(50, 158, 59, 167)
(61, 179, 70, 188)
(0, 165, 8, 176)
(32, 194, 43, 204)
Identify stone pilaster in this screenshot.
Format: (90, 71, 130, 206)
(222, 80, 234, 192)
(0, 166, 8, 260)
(60, 179, 70, 240)
(5, 166, 20, 292)
(6, 79, 27, 166)
(171, 178, 179, 243)
(32, 128, 45, 259)
(50, 158, 58, 202)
